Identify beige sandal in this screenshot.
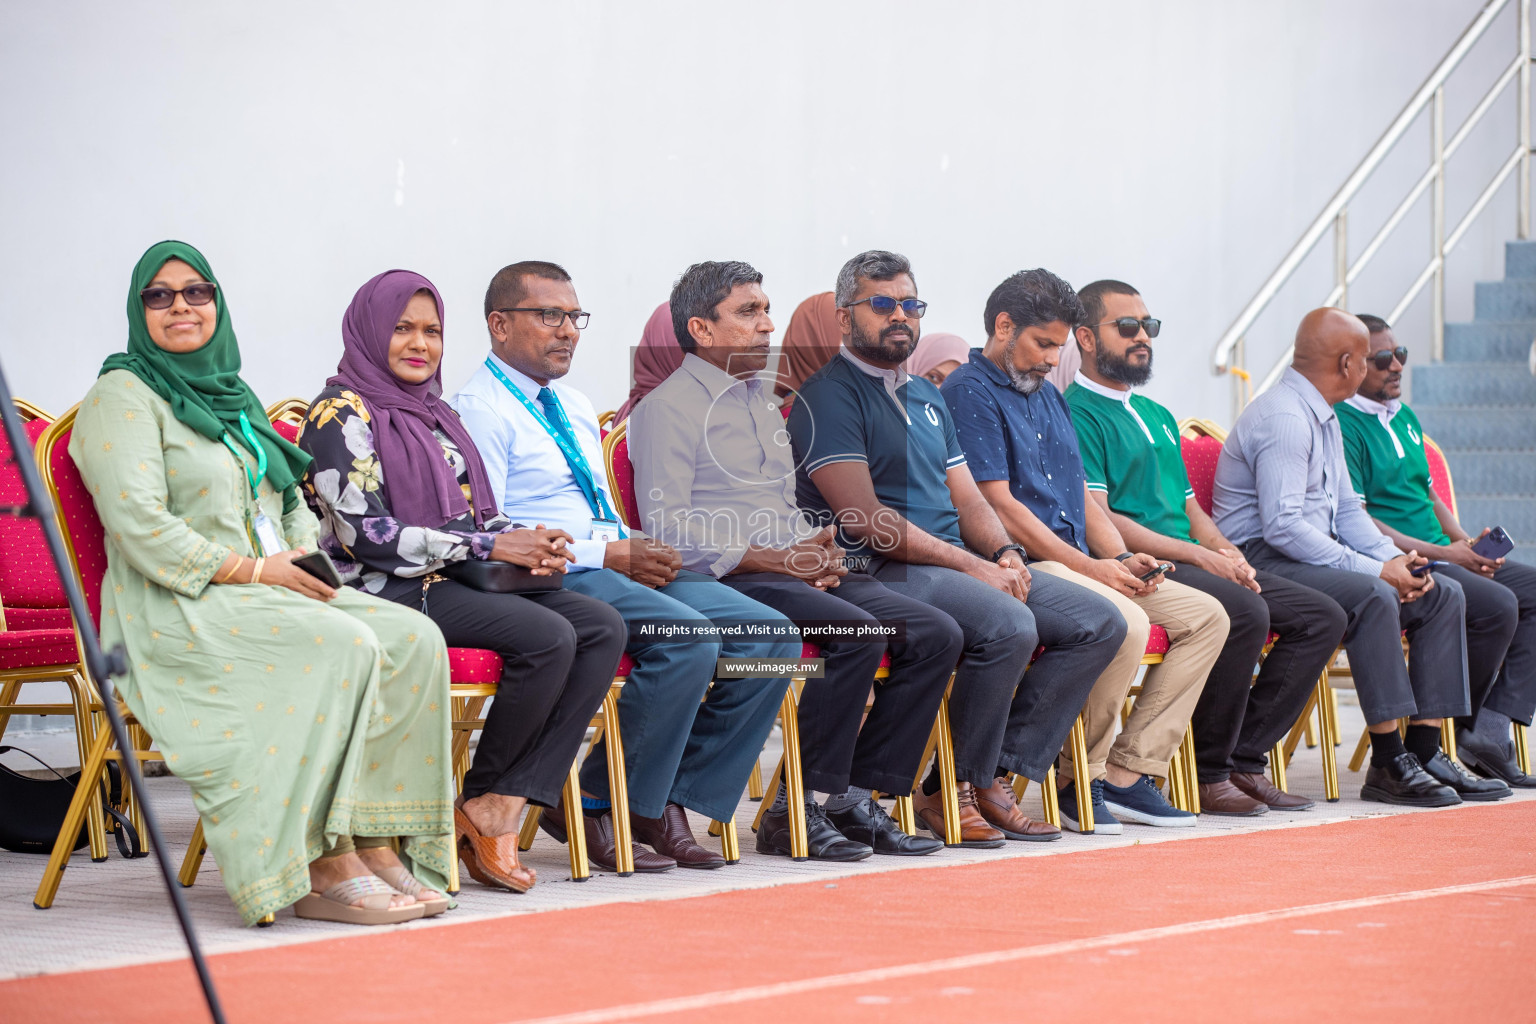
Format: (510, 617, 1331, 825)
(373, 865, 450, 917)
(294, 875, 426, 925)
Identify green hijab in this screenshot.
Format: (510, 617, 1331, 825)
(101, 240, 309, 493)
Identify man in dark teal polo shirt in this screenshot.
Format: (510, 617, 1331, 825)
(1338, 314, 1535, 787)
(788, 250, 1126, 845)
(1065, 279, 1345, 811)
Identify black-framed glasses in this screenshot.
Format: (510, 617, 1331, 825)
(1094, 317, 1160, 339)
(496, 307, 591, 329)
(1370, 345, 1409, 370)
(140, 282, 218, 310)
(845, 296, 928, 319)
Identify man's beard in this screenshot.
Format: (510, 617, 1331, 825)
(1003, 337, 1047, 394)
(1094, 341, 1153, 387)
(1364, 374, 1401, 403)
(849, 319, 918, 363)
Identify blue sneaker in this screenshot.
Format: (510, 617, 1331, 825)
(1102, 775, 1197, 827)
(1057, 778, 1122, 835)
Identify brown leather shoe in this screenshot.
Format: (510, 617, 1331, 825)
(536, 795, 677, 873)
(1230, 770, 1316, 810)
(911, 781, 1006, 849)
(1197, 779, 1268, 816)
(975, 777, 1062, 841)
(630, 803, 727, 869)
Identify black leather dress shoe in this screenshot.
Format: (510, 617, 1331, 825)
(1456, 731, 1536, 788)
(824, 798, 945, 856)
(756, 803, 872, 861)
(1422, 751, 1511, 801)
(1361, 753, 1460, 807)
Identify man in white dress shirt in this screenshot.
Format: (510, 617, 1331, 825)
(455, 260, 799, 872)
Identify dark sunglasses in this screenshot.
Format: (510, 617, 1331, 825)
(1370, 345, 1409, 370)
(846, 295, 928, 318)
(1093, 317, 1160, 339)
(139, 282, 218, 310)
(496, 307, 591, 329)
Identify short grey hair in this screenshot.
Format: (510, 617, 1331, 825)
(835, 250, 917, 308)
(669, 260, 764, 353)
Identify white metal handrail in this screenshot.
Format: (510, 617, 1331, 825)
(1212, 0, 1532, 419)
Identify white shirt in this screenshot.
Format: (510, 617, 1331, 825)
(452, 351, 624, 572)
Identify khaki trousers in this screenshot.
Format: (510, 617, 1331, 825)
(1029, 562, 1229, 781)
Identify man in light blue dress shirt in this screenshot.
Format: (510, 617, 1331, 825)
(631, 260, 961, 862)
(1213, 307, 1471, 807)
(454, 260, 799, 873)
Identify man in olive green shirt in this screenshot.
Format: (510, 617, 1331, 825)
(1338, 314, 1535, 787)
(1065, 279, 1347, 812)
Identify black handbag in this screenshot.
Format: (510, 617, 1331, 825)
(0, 746, 142, 857)
(443, 559, 562, 594)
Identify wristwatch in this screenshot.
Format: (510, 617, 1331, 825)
(991, 543, 1028, 565)
(1114, 552, 1134, 562)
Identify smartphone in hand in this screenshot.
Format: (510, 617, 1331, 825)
(1471, 526, 1514, 560)
(1409, 560, 1450, 578)
(292, 549, 343, 589)
(1138, 561, 1175, 583)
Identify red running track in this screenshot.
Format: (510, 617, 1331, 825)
(5, 801, 1534, 1024)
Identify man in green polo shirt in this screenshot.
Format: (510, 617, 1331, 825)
(1064, 279, 1347, 812)
(1338, 314, 1535, 787)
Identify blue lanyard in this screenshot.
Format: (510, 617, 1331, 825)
(219, 411, 268, 502)
(484, 358, 616, 523)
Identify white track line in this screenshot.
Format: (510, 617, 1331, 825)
(507, 874, 1536, 1024)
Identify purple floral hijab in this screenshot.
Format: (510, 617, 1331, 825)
(329, 269, 498, 529)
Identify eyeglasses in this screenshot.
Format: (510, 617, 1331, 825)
(1370, 345, 1408, 370)
(845, 296, 928, 318)
(1093, 317, 1161, 339)
(140, 283, 218, 310)
(496, 307, 591, 329)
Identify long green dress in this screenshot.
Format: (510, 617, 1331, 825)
(71, 369, 455, 925)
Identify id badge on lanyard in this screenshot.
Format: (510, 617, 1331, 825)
(590, 518, 622, 543)
(223, 412, 283, 557)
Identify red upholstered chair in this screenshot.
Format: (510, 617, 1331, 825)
(1422, 435, 1458, 518)
(1179, 418, 1342, 801)
(0, 412, 111, 861)
(30, 406, 239, 913)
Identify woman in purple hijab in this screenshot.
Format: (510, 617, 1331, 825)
(299, 270, 626, 895)
(612, 301, 681, 424)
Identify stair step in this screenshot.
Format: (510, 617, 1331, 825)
(1454, 497, 1536, 539)
(1414, 406, 1536, 448)
(1509, 543, 1536, 567)
(1505, 240, 1536, 279)
(1434, 450, 1536, 493)
(1411, 362, 1536, 405)
(1443, 321, 1536, 363)
(1474, 279, 1536, 319)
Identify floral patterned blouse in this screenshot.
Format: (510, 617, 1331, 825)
(298, 386, 510, 603)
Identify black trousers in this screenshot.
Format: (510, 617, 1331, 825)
(1438, 560, 1536, 728)
(1173, 563, 1347, 781)
(721, 572, 962, 795)
(1241, 539, 1471, 725)
(413, 579, 626, 806)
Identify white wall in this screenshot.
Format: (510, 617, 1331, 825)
(0, 0, 1523, 425)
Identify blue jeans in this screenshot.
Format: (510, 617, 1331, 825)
(564, 568, 799, 821)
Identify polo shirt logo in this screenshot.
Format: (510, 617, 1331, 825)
(924, 403, 940, 426)
(1405, 423, 1421, 445)
(1162, 423, 1178, 445)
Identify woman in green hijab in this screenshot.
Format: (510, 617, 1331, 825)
(70, 241, 456, 926)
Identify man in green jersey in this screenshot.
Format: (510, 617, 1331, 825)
(1338, 314, 1534, 788)
(1065, 280, 1347, 812)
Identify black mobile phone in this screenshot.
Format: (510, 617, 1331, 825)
(292, 549, 343, 589)
(1410, 559, 1450, 578)
(1471, 526, 1514, 561)
(1138, 561, 1175, 583)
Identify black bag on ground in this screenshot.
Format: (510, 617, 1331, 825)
(0, 747, 140, 856)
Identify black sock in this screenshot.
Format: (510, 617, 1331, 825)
(994, 765, 1012, 782)
(1404, 723, 1441, 765)
(1369, 728, 1407, 768)
(921, 767, 941, 797)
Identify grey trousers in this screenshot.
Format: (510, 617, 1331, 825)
(869, 559, 1125, 786)
(1241, 539, 1471, 725)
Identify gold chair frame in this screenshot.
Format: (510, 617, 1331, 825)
(13, 397, 53, 421)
